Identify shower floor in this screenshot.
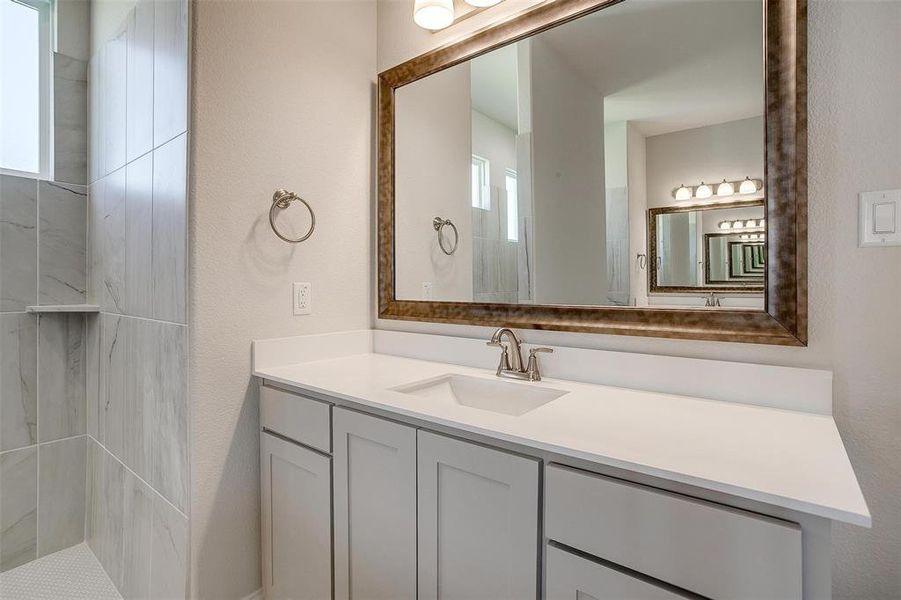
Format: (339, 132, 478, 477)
(0, 543, 121, 600)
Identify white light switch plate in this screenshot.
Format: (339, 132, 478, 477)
(859, 189, 901, 247)
(293, 282, 312, 315)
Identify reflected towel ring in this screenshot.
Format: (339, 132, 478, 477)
(433, 217, 459, 255)
(269, 189, 315, 243)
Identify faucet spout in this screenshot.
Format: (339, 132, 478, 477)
(488, 327, 525, 373)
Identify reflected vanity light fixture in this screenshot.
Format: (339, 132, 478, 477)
(695, 182, 713, 199)
(672, 177, 763, 201)
(414, 0, 455, 30)
(716, 179, 735, 196)
(739, 176, 760, 194)
(719, 219, 766, 231)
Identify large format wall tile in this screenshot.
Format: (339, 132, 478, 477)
(0, 175, 38, 311)
(87, 440, 126, 590)
(38, 182, 88, 306)
(121, 469, 153, 599)
(98, 314, 127, 459)
(38, 436, 87, 556)
(0, 447, 37, 572)
(124, 318, 153, 480)
(37, 314, 86, 442)
(85, 315, 100, 439)
(151, 134, 187, 324)
(153, 0, 188, 146)
(101, 168, 127, 313)
(150, 322, 188, 511)
(88, 178, 104, 306)
(103, 29, 128, 176)
(89, 50, 103, 184)
(150, 493, 187, 599)
(127, 0, 155, 163)
(0, 314, 37, 452)
(125, 154, 153, 318)
(54, 53, 88, 185)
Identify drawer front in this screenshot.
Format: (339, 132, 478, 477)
(545, 464, 802, 600)
(260, 384, 331, 453)
(546, 545, 689, 600)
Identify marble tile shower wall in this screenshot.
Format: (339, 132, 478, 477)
(472, 187, 520, 303)
(0, 174, 88, 572)
(82, 0, 189, 597)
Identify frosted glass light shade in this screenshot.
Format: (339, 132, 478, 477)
(716, 179, 734, 196)
(745, 219, 756, 228)
(414, 0, 454, 30)
(719, 221, 731, 230)
(739, 177, 759, 194)
(674, 185, 691, 201)
(695, 182, 712, 199)
(464, 0, 503, 6)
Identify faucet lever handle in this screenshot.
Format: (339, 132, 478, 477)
(525, 347, 553, 381)
(528, 347, 554, 356)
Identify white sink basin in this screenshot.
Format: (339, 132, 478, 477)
(392, 374, 567, 416)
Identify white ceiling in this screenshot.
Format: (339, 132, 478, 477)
(538, 0, 765, 137)
(470, 0, 765, 138)
(470, 43, 519, 131)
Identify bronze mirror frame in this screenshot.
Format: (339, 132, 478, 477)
(378, 0, 807, 346)
(648, 200, 766, 295)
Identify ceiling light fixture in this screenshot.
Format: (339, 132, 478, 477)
(413, 0, 455, 30)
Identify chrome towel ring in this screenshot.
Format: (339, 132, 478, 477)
(433, 217, 459, 255)
(270, 189, 315, 243)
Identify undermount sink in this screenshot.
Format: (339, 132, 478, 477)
(392, 374, 567, 416)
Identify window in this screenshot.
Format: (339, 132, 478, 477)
(471, 154, 490, 210)
(1, 0, 52, 177)
(505, 169, 518, 241)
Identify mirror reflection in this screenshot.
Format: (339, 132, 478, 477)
(394, 0, 765, 309)
(651, 202, 765, 292)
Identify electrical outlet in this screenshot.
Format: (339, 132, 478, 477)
(293, 282, 312, 315)
(422, 281, 433, 300)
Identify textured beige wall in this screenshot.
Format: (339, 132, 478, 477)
(189, 1, 376, 597)
(376, 1, 901, 597)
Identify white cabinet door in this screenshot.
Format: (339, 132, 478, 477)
(260, 432, 332, 600)
(417, 431, 539, 600)
(333, 408, 417, 600)
(546, 545, 687, 600)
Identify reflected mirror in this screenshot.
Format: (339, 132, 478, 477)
(649, 201, 765, 295)
(394, 0, 765, 309)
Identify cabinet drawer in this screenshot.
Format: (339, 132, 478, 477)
(545, 464, 802, 600)
(546, 545, 691, 600)
(260, 384, 331, 453)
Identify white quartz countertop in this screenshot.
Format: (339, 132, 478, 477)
(254, 352, 870, 527)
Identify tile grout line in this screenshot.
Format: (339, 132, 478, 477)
(0, 433, 90, 458)
(87, 434, 188, 521)
(96, 309, 186, 328)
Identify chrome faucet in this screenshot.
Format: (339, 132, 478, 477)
(487, 328, 553, 382)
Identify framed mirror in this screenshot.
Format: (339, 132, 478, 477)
(378, 0, 807, 345)
(648, 200, 766, 294)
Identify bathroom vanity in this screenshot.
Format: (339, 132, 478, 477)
(253, 330, 869, 600)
